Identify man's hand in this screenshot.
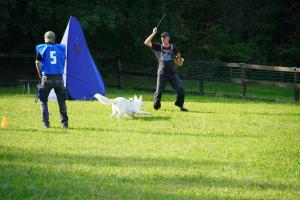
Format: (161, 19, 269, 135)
(175, 53, 181, 60)
(144, 27, 158, 48)
(174, 53, 184, 68)
(153, 27, 158, 34)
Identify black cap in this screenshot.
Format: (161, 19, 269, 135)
(161, 32, 170, 37)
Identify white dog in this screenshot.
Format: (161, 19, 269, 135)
(94, 93, 151, 118)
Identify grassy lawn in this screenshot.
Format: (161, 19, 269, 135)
(0, 87, 299, 199)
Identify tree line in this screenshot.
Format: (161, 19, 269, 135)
(0, 0, 299, 66)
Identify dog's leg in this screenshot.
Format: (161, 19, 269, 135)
(112, 108, 116, 118)
(117, 111, 123, 119)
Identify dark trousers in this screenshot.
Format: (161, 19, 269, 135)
(39, 75, 68, 126)
(154, 72, 185, 108)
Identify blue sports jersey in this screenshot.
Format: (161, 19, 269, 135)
(36, 44, 66, 75)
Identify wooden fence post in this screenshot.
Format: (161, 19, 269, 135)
(22, 81, 26, 93)
(294, 68, 299, 102)
(199, 64, 205, 96)
(240, 64, 247, 97)
(27, 82, 30, 94)
(117, 58, 122, 89)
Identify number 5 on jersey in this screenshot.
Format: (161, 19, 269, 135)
(50, 51, 57, 64)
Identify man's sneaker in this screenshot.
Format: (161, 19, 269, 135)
(62, 124, 68, 129)
(43, 124, 50, 128)
(180, 107, 188, 112)
(154, 102, 161, 110)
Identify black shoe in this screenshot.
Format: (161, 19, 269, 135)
(43, 123, 50, 128)
(154, 102, 161, 110)
(180, 107, 188, 112)
(62, 124, 68, 129)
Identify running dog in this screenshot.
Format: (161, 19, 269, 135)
(94, 94, 151, 118)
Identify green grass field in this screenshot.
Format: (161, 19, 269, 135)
(0, 87, 299, 199)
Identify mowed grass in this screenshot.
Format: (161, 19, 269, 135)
(0, 87, 300, 199)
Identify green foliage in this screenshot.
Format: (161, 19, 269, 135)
(0, 0, 299, 66)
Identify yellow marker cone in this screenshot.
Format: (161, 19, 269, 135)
(1, 116, 9, 128)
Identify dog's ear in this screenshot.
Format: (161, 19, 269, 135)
(139, 95, 142, 101)
(134, 95, 138, 100)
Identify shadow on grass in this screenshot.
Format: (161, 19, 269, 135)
(9, 126, 266, 139)
(9, 126, 123, 134)
(141, 131, 267, 138)
(236, 112, 300, 116)
(162, 108, 300, 116)
(134, 115, 171, 121)
(11, 128, 71, 134)
(160, 108, 219, 115)
(102, 115, 172, 121)
(0, 146, 231, 169)
(75, 126, 126, 133)
(0, 146, 298, 199)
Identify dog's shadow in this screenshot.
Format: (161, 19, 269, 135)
(133, 115, 171, 121)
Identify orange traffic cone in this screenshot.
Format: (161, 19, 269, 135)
(1, 116, 9, 128)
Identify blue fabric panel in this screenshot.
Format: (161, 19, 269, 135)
(65, 16, 105, 100)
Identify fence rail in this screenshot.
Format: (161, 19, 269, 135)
(114, 58, 300, 102)
(0, 53, 299, 102)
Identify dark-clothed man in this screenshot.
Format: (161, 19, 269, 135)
(144, 27, 188, 111)
(35, 31, 69, 128)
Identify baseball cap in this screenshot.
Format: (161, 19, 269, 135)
(161, 32, 170, 37)
(44, 31, 55, 43)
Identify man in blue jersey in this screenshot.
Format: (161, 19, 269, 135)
(35, 31, 68, 128)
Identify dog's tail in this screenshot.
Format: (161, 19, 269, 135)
(94, 93, 114, 105)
